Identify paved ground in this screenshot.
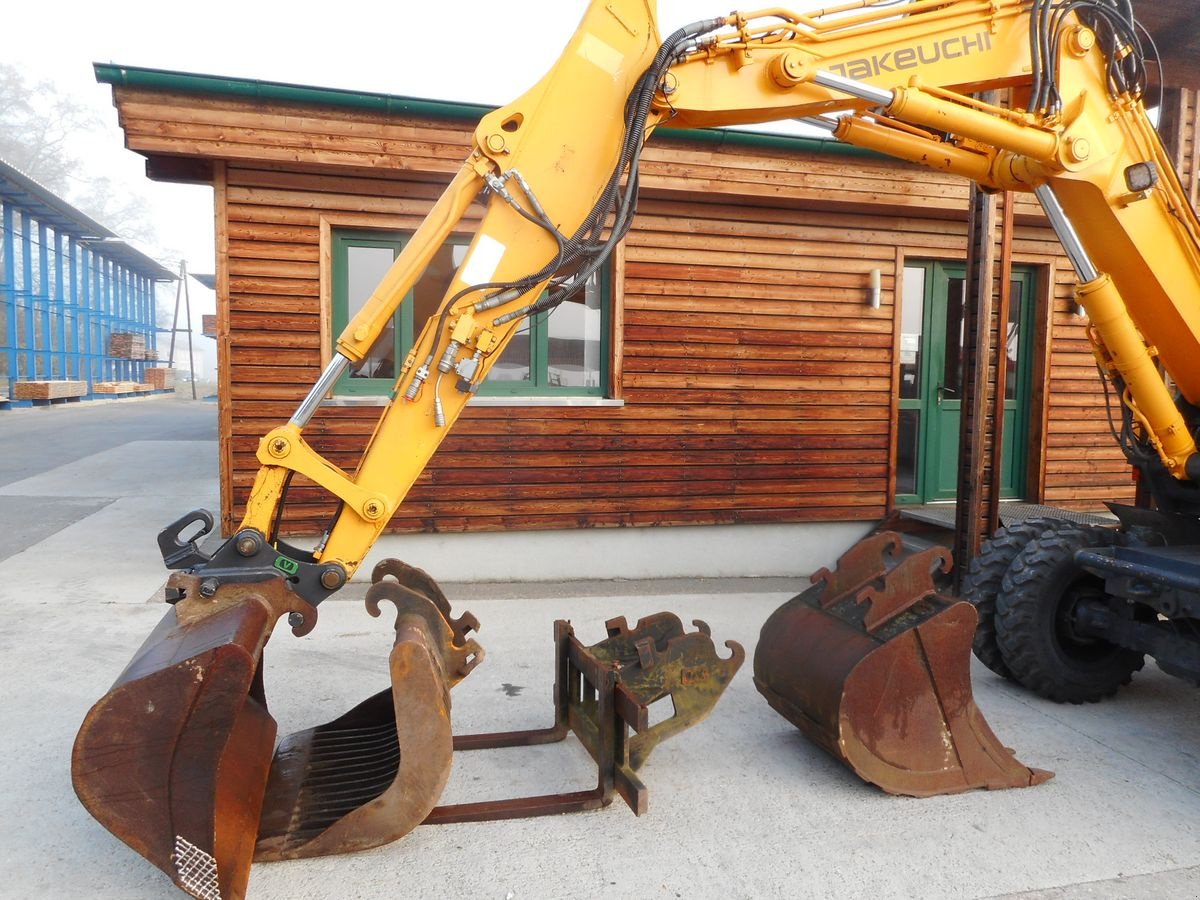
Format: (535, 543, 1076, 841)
(1, 399, 1199, 899)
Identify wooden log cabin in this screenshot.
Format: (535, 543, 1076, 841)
(93, 63, 1200, 580)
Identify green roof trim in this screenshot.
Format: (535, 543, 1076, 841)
(94, 63, 881, 160)
(655, 125, 878, 158)
(94, 63, 492, 123)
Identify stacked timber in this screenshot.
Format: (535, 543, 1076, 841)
(145, 367, 176, 390)
(12, 380, 88, 400)
(94, 381, 153, 394)
(109, 332, 146, 360)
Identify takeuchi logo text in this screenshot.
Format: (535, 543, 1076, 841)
(828, 31, 994, 80)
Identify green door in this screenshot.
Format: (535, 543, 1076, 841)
(896, 261, 1035, 504)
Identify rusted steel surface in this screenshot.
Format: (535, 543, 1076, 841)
(591, 614, 745, 773)
(371, 557, 480, 645)
(426, 612, 744, 823)
(754, 531, 1053, 797)
(72, 575, 316, 900)
(72, 564, 484, 899)
(255, 575, 483, 860)
(73, 559, 740, 899)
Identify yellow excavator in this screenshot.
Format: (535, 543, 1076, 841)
(73, 1, 1200, 898)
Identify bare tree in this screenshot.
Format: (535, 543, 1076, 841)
(0, 64, 98, 195)
(0, 63, 164, 247)
(73, 175, 159, 246)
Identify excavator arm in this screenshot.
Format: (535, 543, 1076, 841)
(228, 0, 1200, 594)
(74, 3, 1200, 899)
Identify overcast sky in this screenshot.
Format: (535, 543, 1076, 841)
(7, 1, 826, 347)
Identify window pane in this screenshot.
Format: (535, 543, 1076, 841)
(900, 267, 925, 400)
(1005, 280, 1024, 401)
(546, 272, 602, 388)
(896, 408, 920, 496)
(346, 245, 397, 380)
(489, 319, 531, 382)
(942, 276, 965, 400)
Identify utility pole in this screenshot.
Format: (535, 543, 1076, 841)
(167, 260, 198, 400)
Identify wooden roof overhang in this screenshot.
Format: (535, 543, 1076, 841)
(1137, 1, 1200, 89)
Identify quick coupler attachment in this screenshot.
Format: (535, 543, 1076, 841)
(754, 531, 1053, 797)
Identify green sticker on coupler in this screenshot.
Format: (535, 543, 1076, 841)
(274, 556, 300, 575)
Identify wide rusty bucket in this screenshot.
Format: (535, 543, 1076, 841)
(72, 564, 481, 900)
(754, 532, 1052, 797)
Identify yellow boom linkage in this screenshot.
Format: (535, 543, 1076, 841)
(248, 0, 1200, 576)
(73, 2, 1200, 899)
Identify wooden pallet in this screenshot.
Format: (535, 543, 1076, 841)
(94, 381, 153, 394)
(109, 333, 147, 360)
(144, 368, 176, 389)
(12, 380, 88, 400)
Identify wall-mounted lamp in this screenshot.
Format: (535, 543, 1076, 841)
(868, 268, 881, 309)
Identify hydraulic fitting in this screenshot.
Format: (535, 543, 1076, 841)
(404, 364, 430, 400)
(437, 341, 462, 374)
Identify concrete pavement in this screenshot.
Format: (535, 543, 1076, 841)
(1, 399, 1198, 899)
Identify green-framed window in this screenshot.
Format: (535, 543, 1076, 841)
(331, 229, 610, 397)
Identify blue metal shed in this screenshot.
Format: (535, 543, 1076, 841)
(0, 157, 177, 407)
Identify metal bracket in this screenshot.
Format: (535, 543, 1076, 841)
(424, 610, 744, 823)
(158, 511, 346, 612)
(157, 509, 215, 570)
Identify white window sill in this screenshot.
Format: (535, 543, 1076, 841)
(322, 395, 624, 408)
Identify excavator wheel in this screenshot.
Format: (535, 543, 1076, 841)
(963, 517, 1079, 680)
(996, 524, 1145, 703)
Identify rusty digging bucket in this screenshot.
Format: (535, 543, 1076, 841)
(72, 560, 482, 900)
(754, 532, 1053, 797)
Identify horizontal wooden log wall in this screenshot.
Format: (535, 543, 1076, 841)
(112, 87, 1134, 532)
(1162, 89, 1200, 214)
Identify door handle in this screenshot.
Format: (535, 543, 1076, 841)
(936, 383, 945, 405)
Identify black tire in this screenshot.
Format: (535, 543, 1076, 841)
(962, 517, 1078, 680)
(995, 525, 1144, 703)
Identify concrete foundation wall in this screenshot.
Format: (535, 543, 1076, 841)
(354, 521, 872, 583)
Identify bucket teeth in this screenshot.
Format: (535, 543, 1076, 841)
(754, 531, 1053, 797)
